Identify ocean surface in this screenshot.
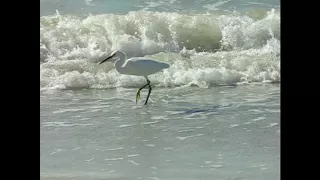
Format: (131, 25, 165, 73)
(40, 0, 280, 179)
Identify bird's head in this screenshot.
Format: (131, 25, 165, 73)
(99, 50, 125, 64)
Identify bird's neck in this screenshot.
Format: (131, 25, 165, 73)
(115, 52, 126, 71)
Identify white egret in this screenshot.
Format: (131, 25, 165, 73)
(99, 50, 170, 105)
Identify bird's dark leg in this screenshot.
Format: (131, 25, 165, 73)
(136, 84, 149, 104)
(136, 78, 151, 104)
(144, 82, 152, 105)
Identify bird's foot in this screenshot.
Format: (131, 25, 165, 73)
(136, 90, 141, 104)
(144, 99, 149, 106)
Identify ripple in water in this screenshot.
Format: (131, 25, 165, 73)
(252, 117, 266, 122)
(177, 133, 204, 140)
(128, 160, 140, 166)
(42, 122, 93, 127)
(127, 154, 140, 158)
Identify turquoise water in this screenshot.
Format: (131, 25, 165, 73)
(40, 0, 280, 179)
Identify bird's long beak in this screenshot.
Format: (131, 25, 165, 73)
(99, 54, 114, 64)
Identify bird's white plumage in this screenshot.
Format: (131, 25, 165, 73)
(104, 50, 170, 78)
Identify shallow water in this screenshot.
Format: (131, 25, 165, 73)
(40, 84, 280, 180)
